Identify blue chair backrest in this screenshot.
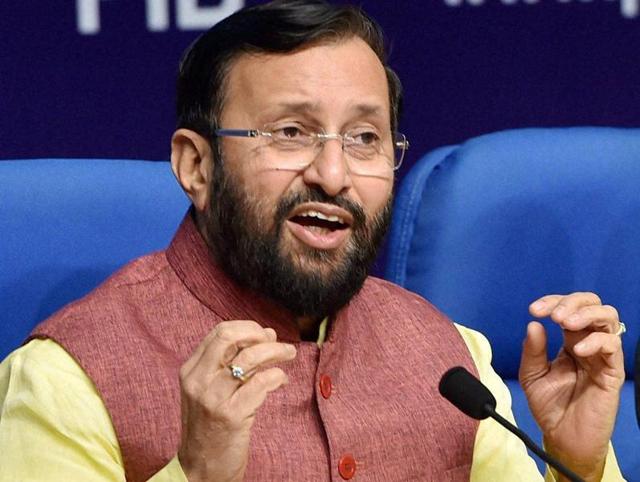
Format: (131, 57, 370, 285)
(386, 127, 640, 477)
(387, 127, 639, 378)
(0, 159, 190, 360)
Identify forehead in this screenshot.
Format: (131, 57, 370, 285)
(222, 37, 390, 126)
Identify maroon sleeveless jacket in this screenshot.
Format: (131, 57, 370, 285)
(31, 215, 479, 481)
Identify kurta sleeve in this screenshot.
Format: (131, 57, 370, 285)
(0, 339, 187, 482)
(455, 323, 625, 482)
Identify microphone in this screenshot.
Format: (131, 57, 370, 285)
(439, 366, 584, 482)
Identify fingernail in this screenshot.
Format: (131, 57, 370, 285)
(286, 344, 297, 355)
(531, 301, 545, 311)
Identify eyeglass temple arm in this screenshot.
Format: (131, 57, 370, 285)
(214, 129, 261, 138)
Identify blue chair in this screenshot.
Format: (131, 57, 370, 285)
(386, 127, 640, 479)
(0, 159, 190, 361)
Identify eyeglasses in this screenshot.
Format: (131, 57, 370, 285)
(214, 123, 409, 178)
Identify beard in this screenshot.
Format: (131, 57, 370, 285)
(203, 161, 392, 322)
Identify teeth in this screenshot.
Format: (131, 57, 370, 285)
(299, 210, 345, 224)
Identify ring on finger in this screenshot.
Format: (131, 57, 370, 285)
(229, 364, 248, 383)
(614, 322, 626, 337)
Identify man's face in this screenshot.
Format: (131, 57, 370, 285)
(205, 37, 395, 320)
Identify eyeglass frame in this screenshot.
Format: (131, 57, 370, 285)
(213, 126, 409, 173)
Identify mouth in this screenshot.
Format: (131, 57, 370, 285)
(285, 203, 353, 250)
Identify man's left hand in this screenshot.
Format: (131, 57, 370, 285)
(519, 292, 625, 482)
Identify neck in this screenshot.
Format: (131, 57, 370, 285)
(296, 315, 325, 342)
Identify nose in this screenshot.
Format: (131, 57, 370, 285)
(301, 136, 353, 197)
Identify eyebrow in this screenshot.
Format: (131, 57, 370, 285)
(272, 101, 385, 117)
(273, 101, 319, 114)
(351, 103, 384, 118)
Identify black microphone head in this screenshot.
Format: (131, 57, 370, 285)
(439, 366, 497, 420)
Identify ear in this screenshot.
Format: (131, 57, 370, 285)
(171, 129, 213, 212)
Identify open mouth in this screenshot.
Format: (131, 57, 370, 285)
(289, 210, 349, 233)
(286, 204, 353, 250)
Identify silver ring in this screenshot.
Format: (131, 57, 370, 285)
(229, 364, 247, 382)
(614, 322, 626, 337)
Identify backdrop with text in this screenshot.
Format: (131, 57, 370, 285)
(3, 1, 639, 174)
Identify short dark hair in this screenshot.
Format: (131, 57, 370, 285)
(176, 0, 403, 139)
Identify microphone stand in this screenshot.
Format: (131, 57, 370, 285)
(484, 403, 584, 482)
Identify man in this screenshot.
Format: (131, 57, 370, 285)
(0, 1, 626, 481)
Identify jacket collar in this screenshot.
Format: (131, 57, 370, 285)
(166, 211, 306, 342)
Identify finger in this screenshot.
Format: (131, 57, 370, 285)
(189, 320, 270, 364)
(231, 367, 289, 416)
(182, 321, 275, 377)
(198, 343, 293, 409)
(519, 321, 550, 389)
(561, 304, 620, 333)
(549, 292, 603, 325)
(529, 294, 563, 317)
(529, 292, 601, 321)
(573, 332, 623, 359)
(231, 342, 297, 378)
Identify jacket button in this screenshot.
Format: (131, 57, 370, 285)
(319, 374, 332, 399)
(338, 453, 356, 480)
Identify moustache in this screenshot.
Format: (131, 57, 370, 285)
(274, 187, 367, 232)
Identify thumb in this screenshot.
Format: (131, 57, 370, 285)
(519, 321, 550, 390)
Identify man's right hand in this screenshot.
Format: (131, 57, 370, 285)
(177, 320, 297, 482)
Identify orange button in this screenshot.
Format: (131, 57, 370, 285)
(319, 374, 332, 399)
(338, 453, 356, 480)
